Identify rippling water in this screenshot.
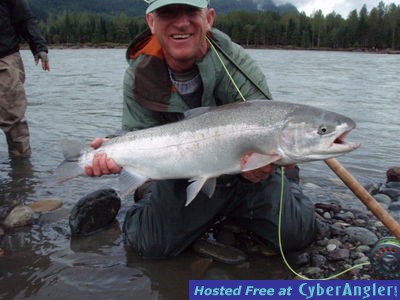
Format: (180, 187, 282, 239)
(0, 49, 399, 298)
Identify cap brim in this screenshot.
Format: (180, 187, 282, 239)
(146, 0, 208, 14)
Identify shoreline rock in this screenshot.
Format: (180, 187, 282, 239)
(3, 206, 34, 228)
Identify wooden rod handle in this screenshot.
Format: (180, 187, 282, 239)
(325, 158, 400, 239)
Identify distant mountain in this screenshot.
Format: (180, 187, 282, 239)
(29, 0, 299, 20)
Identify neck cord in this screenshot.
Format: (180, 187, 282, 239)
(205, 35, 272, 100)
(207, 35, 370, 279)
(206, 36, 247, 102)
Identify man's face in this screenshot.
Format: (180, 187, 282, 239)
(146, 5, 215, 71)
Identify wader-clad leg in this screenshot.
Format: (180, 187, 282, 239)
(5, 118, 31, 158)
(0, 53, 31, 158)
(123, 171, 316, 258)
(123, 178, 237, 258)
(224, 170, 316, 251)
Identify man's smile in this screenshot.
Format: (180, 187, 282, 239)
(171, 34, 193, 40)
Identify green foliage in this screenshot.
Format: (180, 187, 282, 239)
(215, 2, 400, 50)
(35, 2, 400, 50)
(29, 0, 297, 19)
(41, 11, 146, 44)
(29, 0, 148, 20)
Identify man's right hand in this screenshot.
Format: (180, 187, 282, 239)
(85, 138, 122, 177)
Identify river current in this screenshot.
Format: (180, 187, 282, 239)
(0, 49, 398, 299)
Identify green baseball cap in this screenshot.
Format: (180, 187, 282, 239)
(145, 0, 209, 14)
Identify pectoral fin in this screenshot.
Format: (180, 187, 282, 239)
(186, 177, 216, 206)
(119, 168, 148, 198)
(240, 153, 281, 172)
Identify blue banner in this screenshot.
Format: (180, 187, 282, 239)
(189, 280, 399, 300)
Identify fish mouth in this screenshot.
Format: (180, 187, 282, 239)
(331, 129, 361, 152)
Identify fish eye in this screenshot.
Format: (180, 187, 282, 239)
(318, 125, 329, 135)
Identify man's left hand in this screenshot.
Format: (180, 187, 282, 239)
(34, 51, 50, 71)
(241, 164, 276, 183)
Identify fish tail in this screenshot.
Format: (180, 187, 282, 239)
(55, 139, 84, 182)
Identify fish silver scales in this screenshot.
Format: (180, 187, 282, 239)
(56, 100, 360, 206)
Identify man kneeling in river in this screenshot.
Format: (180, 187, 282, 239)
(81, 0, 316, 258)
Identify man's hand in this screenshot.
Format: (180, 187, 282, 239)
(34, 51, 50, 71)
(241, 164, 276, 183)
(240, 153, 276, 183)
(85, 138, 122, 177)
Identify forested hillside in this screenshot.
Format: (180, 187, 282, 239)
(29, 0, 298, 20)
(30, 1, 400, 50)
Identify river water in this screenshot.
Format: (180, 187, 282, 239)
(0, 49, 399, 299)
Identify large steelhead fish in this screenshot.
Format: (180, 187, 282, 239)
(56, 100, 360, 206)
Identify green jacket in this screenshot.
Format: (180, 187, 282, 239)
(122, 28, 271, 131)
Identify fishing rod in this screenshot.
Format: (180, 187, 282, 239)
(207, 33, 400, 279)
(325, 158, 400, 279)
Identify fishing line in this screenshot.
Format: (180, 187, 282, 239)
(206, 35, 272, 100)
(206, 36, 246, 102)
(278, 167, 370, 280)
(207, 35, 370, 279)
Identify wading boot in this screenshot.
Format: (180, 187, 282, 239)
(69, 189, 121, 236)
(5, 119, 31, 158)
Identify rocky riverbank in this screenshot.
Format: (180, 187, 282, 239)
(1, 167, 399, 279)
(193, 167, 400, 280)
(291, 167, 400, 280)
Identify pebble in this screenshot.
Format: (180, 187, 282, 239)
(303, 267, 322, 276)
(364, 183, 382, 195)
(193, 238, 248, 265)
(330, 224, 345, 235)
(287, 252, 310, 266)
(315, 220, 330, 238)
(354, 256, 370, 265)
(336, 211, 354, 221)
(327, 248, 350, 261)
(350, 251, 365, 260)
(316, 238, 329, 247)
(323, 212, 332, 219)
(326, 244, 337, 252)
(310, 254, 327, 267)
(353, 219, 367, 226)
(373, 193, 392, 206)
(386, 167, 400, 182)
(333, 221, 351, 227)
(387, 181, 400, 188)
(379, 187, 400, 200)
(0, 198, 22, 220)
(3, 206, 34, 228)
(390, 211, 400, 223)
(344, 227, 378, 246)
(373, 221, 384, 228)
(389, 202, 400, 211)
(356, 245, 371, 253)
(28, 199, 63, 213)
(328, 239, 342, 247)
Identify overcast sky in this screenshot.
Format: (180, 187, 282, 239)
(276, 0, 400, 17)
